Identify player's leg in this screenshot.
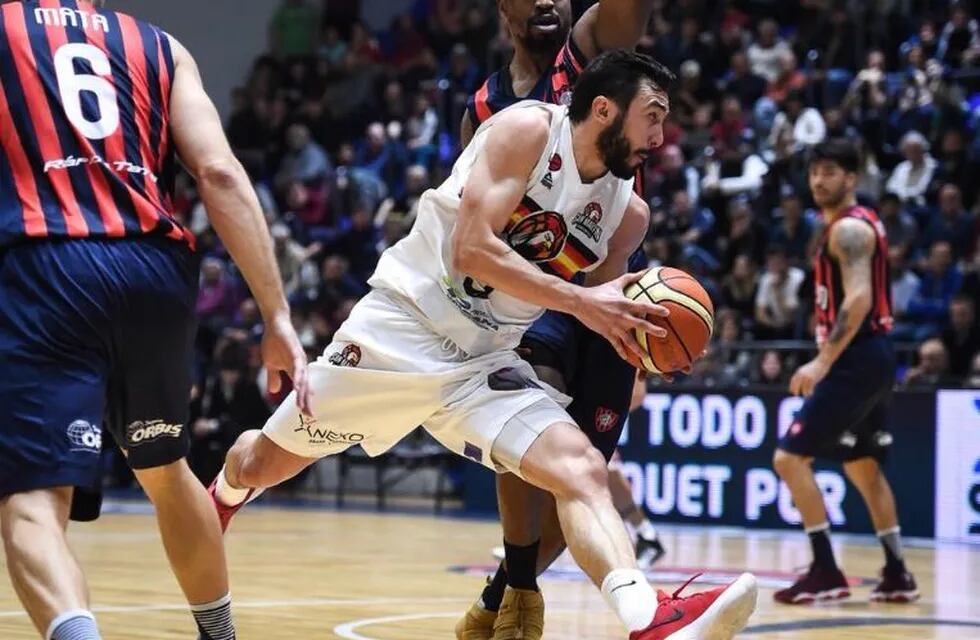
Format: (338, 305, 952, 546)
(773, 350, 889, 604)
(0, 488, 100, 639)
(458, 330, 575, 640)
(440, 356, 756, 638)
(108, 240, 237, 640)
(842, 456, 919, 602)
(841, 378, 919, 603)
(213, 428, 318, 521)
(515, 416, 757, 638)
(0, 242, 112, 640)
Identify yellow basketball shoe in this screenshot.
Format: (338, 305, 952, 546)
(455, 600, 497, 640)
(491, 587, 544, 640)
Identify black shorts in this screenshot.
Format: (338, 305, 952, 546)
(778, 334, 896, 463)
(521, 317, 635, 462)
(0, 238, 199, 502)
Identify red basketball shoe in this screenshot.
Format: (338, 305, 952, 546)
(207, 478, 255, 533)
(630, 573, 758, 640)
(773, 564, 850, 605)
(870, 568, 920, 603)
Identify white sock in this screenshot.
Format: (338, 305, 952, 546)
(46, 609, 100, 640)
(214, 468, 263, 507)
(601, 569, 658, 632)
(637, 520, 658, 540)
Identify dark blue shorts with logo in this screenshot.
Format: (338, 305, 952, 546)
(778, 334, 896, 463)
(0, 238, 199, 502)
(518, 250, 647, 461)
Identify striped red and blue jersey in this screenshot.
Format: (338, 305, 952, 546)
(0, 0, 191, 248)
(813, 205, 893, 344)
(467, 37, 588, 131)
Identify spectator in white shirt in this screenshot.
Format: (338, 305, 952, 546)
(748, 19, 792, 82)
(755, 244, 805, 339)
(768, 90, 826, 153)
(885, 130, 938, 206)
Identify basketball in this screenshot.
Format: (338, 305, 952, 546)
(624, 267, 715, 374)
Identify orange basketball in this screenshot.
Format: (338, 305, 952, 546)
(623, 266, 715, 374)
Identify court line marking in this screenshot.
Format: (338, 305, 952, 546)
(0, 597, 471, 619)
(333, 612, 980, 640)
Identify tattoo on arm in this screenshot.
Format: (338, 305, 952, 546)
(828, 308, 850, 345)
(835, 223, 872, 266)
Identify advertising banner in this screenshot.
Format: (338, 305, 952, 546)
(616, 387, 936, 537)
(934, 390, 980, 542)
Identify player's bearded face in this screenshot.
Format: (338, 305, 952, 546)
(809, 162, 851, 208)
(598, 112, 641, 180)
(503, 0, 572, 55)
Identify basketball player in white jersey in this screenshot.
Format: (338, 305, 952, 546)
(208, 51, 758, 639)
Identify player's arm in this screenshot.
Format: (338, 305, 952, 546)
(451, 109, 666, 360)
(167, 37, 309, 410)
(818, 219, 875, 364)
(583, 192, 649, 286)
(790, 218, 874, 396)
(572, 0, 657, 59)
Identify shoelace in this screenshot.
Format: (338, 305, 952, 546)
(659, 573, 704, 602)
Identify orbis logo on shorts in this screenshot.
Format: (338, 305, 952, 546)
(294, 415, 364, 445)
(127, 420, 183, 446)
(67, 420, 102, 453)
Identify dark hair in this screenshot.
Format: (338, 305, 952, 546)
(568, 50, 675, 123)
(810, 138, 861, 173)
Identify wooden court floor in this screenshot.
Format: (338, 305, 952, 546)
(2, 502, 979, 639)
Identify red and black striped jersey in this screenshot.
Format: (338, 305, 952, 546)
(0, 0, 192, 248)
(467, 37, 587, 131)
(813, 205, 893, 344)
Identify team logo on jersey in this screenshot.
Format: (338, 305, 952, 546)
(594, 407, 620, 433)
(329, 344, 362, 368)
(67, 420, 102, 453)
(126, 420, 182, 446)
(541, 154, 562, 189)
(573, 202, 603, 242)
(556, 87, 573, 106)
(506, 211, 567, 262)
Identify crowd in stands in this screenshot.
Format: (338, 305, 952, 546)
(159, 0, 980, 481)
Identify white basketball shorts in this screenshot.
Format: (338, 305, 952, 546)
(262, 289, 573, 475)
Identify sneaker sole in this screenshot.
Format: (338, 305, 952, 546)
(870, 589, 920, 603)
(776, 586, 851, 605)
(666, 573, 759, 640)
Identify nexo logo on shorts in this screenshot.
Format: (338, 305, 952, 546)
(127, 420, 183, 446)
(67, 420, 102, 453)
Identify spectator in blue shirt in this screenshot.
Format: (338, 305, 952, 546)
(901, 240, 963, 341)
(922, 184, 975, 261)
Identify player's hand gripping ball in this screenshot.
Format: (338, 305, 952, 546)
(623, 267, 714, 375)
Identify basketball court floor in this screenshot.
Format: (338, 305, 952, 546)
(1, 501, 978, 639)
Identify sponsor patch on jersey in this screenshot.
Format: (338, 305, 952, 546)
(594, 406, 620, 433)
(506, 211, 567, 262)
(328, 344, 362, 368)
(294, 415, 365, 446)
(572, 202, 603, 242)
(126, 420, 183, 446)
(67, 420, 102, 453)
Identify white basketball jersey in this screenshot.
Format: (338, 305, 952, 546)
(369, 102, 635, 356)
